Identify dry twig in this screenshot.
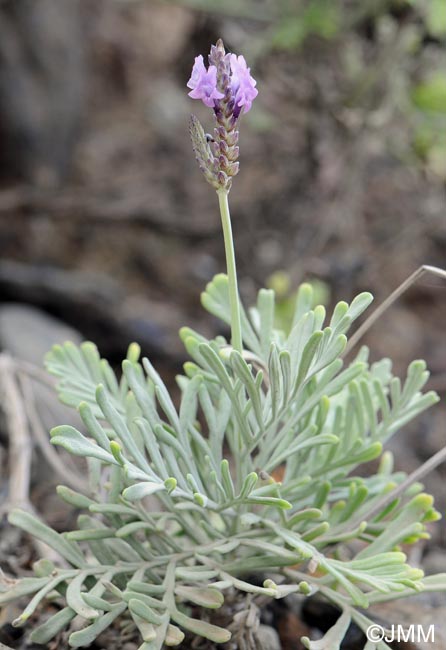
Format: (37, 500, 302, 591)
(345, 265, 446, 354)
(0, 354, 86, 509)
(18, 374, 86, 493)
(0, 354, 32, 513)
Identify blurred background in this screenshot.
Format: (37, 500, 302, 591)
(0, 0, 445, 561)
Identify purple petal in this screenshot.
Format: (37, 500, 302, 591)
(229, 54, 258, 114)
(187, 57, 224, 108)
(187, 55, 206, 90)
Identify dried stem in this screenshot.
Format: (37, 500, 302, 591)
(345, 264, 446, 354)
(0, 354, 33, 512)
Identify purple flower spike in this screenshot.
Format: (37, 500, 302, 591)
(230, 54, 258, 115)
(187, 55, 224, 108)
(188, 40, 257, 191)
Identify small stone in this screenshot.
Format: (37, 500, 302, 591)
(254, 624, 282, 650)
(0, 303, 82, 366)
(423, 548, 446, 576)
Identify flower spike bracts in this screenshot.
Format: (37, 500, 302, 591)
(188, 39, 257, 192)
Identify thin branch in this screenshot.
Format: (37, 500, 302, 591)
(350, 444, 446, 529)
(19, 374, 87, 493)
(345, 265, 446, 354)
(0, 354, 33, 512)
(13, 358, 57, 389)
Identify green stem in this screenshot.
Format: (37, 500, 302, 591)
(217, 189, 243, 353)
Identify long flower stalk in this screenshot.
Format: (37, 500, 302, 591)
(188, 39, 258, 352)
(217, 188, 242, 352)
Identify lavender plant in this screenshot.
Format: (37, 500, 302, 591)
(2, 40, 445, 650)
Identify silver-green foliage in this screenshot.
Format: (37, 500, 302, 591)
(2, 276, 445, 649)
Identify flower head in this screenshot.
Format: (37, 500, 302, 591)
(187, 55, 224, 108)
(188, 40, 257, 192)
